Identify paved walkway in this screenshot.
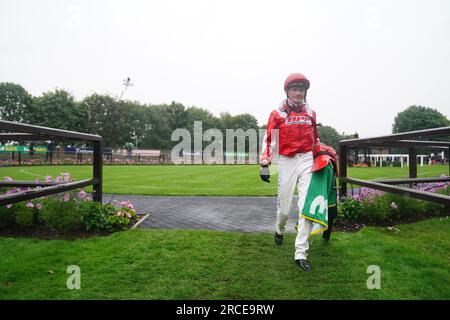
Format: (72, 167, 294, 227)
(103, 194, 301, 233)
(103, 189, 364, 232)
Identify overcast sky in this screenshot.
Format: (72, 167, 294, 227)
(1, 0, 449, 137)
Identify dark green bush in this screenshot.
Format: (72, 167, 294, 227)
(0, 205, 16, 229)
(105, 214, 132, 232)
(80, 201, 115, 231)
(339, 187, 448, 224)
(361, 196, 391, 222)
(15, 204, 35, 227)
(424, 200, 445, 214)
(79, 201, 136, 232)
(337, 198, 362, 222)
(1, 173, 138, 234)
(38, 198, 84, 232)
(384, 193, 425, 218)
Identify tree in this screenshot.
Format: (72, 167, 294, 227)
(0, 82, 33, 123)
(219, 112, 258, 131)
(232, 113, 259, 131)
(82, 94, 124, 147)
(31, 89, 88, 132)
(119, 100, 155, 149)
(393, 105, 449, 134)
(165, 101, 188, 131)
(317, 125, 341, 150)
(185, 106, 221, 131)
(392, 105, 450, 154)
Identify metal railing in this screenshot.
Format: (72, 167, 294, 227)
(0, 150, 166, 166)
(0, 120, 103, 205)
(339, 126, 450, 206)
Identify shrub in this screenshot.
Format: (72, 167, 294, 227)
(38, 197, 84, 232)
(1, 174, 139, 234)
(360, 196, 391, 222)
(424, 200, 445, 214)
(343, 182, 450, 223)
(105, 214, 132, 232)
(384, 193, 425, 218)
(0, 205, 17, 229)
(15, 203, 35, 227)
(337, 197, 362, 222)
(80, 201, 115, 231)
(79, 201, 137, 232)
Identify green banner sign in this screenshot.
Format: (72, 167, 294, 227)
(0, 145, 47, 154)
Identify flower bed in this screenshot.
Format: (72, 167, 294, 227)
(337, 178, 450, 231)
(0, 173, 141, 238)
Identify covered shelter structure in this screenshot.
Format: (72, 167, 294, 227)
(339, 126, 450, 206)
(0, 120, 103, 205)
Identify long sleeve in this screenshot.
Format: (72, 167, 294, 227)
(312, 110, 320, 145)
(260, 111, 279, 165)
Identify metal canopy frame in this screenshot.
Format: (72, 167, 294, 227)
(339, 126, 450, 206)
(0, 120, 103, 205)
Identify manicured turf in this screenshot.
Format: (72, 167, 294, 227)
(0, 218, 448, 299)
(0, 164, 448, 196)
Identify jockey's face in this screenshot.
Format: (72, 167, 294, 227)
(287, 87, 306, 104)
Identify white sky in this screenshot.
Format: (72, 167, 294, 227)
(1, 0, 449, 137)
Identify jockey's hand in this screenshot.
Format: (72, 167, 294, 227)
(260, 165, 270, 183)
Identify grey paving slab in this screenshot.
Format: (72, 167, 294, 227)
(103, 194, 302, 233)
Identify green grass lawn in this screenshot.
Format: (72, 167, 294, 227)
(0, 218, 448, 299)
(0, 164, 448, 196)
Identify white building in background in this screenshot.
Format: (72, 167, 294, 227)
(357, 154, 429, 167)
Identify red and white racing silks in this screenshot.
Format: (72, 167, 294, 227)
(260, 100, 319, 164)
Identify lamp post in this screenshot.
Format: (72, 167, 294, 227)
(119, 77, 133, 100)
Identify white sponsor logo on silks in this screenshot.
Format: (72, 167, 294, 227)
(285, 115, 312, 126)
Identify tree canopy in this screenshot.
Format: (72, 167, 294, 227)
(0, 82, 33, 123)
(0, 83, 260, 149)
(393, 105, 449, 133)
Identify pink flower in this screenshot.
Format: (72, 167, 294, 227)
(6, 188, 19, 194)
(61, 172, 71, 182)
(45, 175, 53, 182)
(78, 190, 87, 199)
(390, 202, 398, 209)
(55, 176, 63, 183)
(36, 203, 43, 210)
(35, 178, 40, 184)
(120, 201, 134, 209)
(6, 204, 12, 208)
(3, 176, 13, 181)
(26, 202, 34, 208)
(63, 193, 70, 201)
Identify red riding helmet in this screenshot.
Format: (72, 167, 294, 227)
(312, 143, 338, 175)
(284, 73, 310, 93)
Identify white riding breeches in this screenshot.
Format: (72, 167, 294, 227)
(276, 152, 314, 260)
